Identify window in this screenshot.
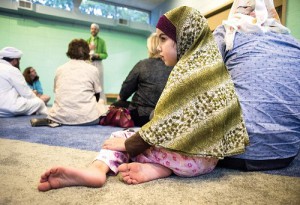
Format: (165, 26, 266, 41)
(116, 6, 149, 24)
(79, 0, 150, 24)
(79, 1, 115, 18)
(15, 0, 73, 11)
(15, 0, 150, 24)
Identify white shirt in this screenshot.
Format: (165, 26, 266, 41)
(48, 59, 105, 124)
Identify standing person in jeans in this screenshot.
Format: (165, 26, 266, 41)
(112, 33, 173, 127)
(87, 23, 108, 103)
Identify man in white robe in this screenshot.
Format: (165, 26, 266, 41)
(0, 47, 48, 117)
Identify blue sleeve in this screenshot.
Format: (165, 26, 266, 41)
(213, 25, 226, 60)
(33, 80, 43, 94)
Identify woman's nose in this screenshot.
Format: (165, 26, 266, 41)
(157, 45, 161, 52)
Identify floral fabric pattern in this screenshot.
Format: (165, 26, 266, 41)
(96, 130, 218, 176)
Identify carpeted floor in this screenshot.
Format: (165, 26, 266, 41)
(0, 115, 123, 151)
(0, 116, 299, 205)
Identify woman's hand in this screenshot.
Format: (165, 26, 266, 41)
(102, 137, 126, 151)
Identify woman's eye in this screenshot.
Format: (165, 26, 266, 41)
(160, 37, 166, 42)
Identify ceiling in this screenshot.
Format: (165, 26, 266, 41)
(98, 0, 167, 11)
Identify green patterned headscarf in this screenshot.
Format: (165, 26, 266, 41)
(139, 6, 249, 159)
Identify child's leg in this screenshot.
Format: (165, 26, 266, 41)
(118, 147, 218, 185)
(118, 162, 172, 184)
(38, 160, 109, 192)
(38, 130, 135, 191)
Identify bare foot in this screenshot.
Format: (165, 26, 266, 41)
(118, 162, 172, 184)
(38, 163, 108, 192)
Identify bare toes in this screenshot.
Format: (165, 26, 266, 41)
(38, 182, 52, 192)
(118, 163, 129, 172)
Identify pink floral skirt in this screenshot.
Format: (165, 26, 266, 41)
(95, 130, 218, 177)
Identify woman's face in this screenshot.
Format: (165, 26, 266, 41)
(236, 6, 254, 15)
(29, 68, 37, 80)
(236, 0, 255, 15)
(156, 28, 177, 67)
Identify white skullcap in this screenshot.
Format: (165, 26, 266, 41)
(0, 47, 23, 59)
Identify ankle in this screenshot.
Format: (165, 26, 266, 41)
(91, 160, 110, 173)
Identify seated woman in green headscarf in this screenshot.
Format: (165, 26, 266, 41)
(37, 6, 249, 191)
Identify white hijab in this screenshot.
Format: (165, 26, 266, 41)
(223, 0, 290, 50)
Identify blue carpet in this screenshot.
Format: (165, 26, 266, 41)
(0, 115, 299, 177)
(0, 115, 123, 152)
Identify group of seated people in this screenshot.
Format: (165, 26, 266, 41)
(0, 47, 48, 117)
(0, 0, 299, 191)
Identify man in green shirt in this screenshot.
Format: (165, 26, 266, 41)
(87, 23, 108, 103)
